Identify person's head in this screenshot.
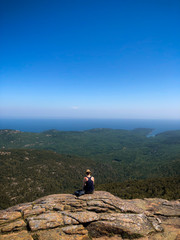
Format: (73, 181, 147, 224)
(86, 169, 91, 175)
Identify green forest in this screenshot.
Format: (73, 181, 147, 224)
(0, 128, 180, 209)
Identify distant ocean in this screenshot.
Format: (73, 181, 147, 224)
(0, 119, 180, 136)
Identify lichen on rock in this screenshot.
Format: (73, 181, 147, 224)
(0, 191, 179, 240)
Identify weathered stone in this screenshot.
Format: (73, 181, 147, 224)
(155, 204, 180, 217)
(145, 224, 180, 240)
(0, 191, 179, 240)
(64, 205, 72, 210)
(33, 228, 89, 240)
(79, 191, 115, 201)
(23, 206, 46, 218)
(62, 225, 88, 235)
(33, 194, 75, 204)
(149, 216, 180, 240)
(102, 198, 144, 213)
(88, 213, 158, 237)
(86, 206, 109, 212)
(63, 211, 99, 223)
(0, 219, 26, 232)
(31, 228, 63, 240)
(86, 199, 116, 213)
(71, 208, 85, 212)
(0, 230, 33, 240)
(63, 215, 79, 225)
(6, 203, 32, 213)
(28, 212, 64, 231)
(57, 235, 89, 240)
(147, 216, 163, 232)
(87, 200, 115, 210)
(53, 204, 64, 211)
(39, 203, 56, 211)
(160, 216, 180, 226)
(136, 198, 180, 217)
(93, 236, 123, 240)
(68, 201, 86, 208)
(0, 211, 21, 225)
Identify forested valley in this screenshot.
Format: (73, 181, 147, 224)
(0, 128, 180, 209)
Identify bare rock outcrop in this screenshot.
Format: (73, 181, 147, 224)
(0, 191, 179, 240)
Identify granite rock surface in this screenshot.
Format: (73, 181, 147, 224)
(0, 191, 179, 240)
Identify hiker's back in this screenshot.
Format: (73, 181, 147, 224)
(84, 176, 94, 194)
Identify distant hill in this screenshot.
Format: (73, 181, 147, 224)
(0, 128, 154, 158)
(0, 128, 180, 179)
(0, 149, 107, 209)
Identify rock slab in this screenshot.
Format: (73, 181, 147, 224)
(0, 191, 179, 240)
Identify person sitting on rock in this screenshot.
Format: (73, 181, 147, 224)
(83, 169, 94, 194)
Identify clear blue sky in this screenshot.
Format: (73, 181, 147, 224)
(0, 0, 180, 119)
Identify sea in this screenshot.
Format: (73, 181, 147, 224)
(0, 119, 180, 137)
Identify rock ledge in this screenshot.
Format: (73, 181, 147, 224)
(0, 191, 179, 240)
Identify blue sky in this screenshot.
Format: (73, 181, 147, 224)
(0, 0, 180, 119)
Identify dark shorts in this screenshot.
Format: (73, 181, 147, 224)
(85, 190, 94, 194)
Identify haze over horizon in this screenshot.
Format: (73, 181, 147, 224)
(0, 0, 180, 119)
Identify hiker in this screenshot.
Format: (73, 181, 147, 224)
(83, 169, 94, 194)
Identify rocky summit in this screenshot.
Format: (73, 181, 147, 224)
(0, 191, 179, 240)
